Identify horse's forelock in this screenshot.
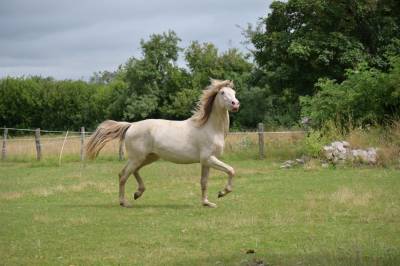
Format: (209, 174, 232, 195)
(209, 79, 234, 90)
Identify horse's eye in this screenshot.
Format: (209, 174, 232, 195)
(221, 91, 225, 95)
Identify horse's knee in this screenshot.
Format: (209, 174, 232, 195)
(228, 167, 235, 177)
(119, 176, 128, 186)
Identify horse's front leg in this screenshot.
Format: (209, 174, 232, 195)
(200, 165, 217, 208)
(203, 156, 235, 198)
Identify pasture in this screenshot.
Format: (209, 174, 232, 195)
(1, 155, 400, 265)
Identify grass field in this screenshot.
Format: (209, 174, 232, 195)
(1, 155, 400, 265)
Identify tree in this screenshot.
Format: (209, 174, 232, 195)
(248, 0, 400, 127)
(111, 34, 253, 122)
(114, 31, 190, 120)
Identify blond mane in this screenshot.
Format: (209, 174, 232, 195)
(191, 79, 234, 126)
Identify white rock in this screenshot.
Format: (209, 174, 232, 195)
(351, 148, 378, 164)
(322, 140, 378, 165)
(342, 141, 350, 148)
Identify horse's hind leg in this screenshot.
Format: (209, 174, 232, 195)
(133, 153, 159, 200)
(118, 161, 134, 207)
(133, 172, 145, 200)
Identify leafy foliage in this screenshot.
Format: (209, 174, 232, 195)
(248, 0, 400, 127)
(0, 31, 253, 130)
(301, 57, 400, 131)
(0, 77, 110, 130)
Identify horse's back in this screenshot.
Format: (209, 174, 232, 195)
(124, 119, 200, 163)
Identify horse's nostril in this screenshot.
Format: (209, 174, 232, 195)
(232, 101, 235, 105)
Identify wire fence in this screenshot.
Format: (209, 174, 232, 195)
(1, 126, 306, 163)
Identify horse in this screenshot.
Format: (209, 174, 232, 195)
(85, 79, 240, 208)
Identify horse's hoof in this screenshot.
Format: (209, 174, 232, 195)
(119, 202, 132, 208)
(133, 192, 141, 200)
(218, 189, 232, 198)
(202, 201, 217, 208)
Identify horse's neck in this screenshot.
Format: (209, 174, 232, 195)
(207, 104, 229, 137)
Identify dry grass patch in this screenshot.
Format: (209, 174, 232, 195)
(330, 187, 377, 206)
(270, 211, 296, 225)
(69, 181, 96, 192)
(31, 184, 66, 197)
(31, 187, 55, 197)
(33, 214, 59, 224)
(192, 215, 259, 230)
(69, 181, 116, 194)
(28, 181, 115, 198)
(0, 191, 25, 200)
(345, 123, 400, 166)
(68, 216, 89, 226)
(304, 189, 379, 223)
(304, 159, 322, 170)
(5, 136, 121, 160)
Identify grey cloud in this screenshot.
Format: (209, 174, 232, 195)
(0, 0, 271, 79)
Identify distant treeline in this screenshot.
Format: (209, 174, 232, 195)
(1, 0, 399, 131)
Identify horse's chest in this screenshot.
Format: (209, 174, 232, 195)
(211, 140, 225, 156)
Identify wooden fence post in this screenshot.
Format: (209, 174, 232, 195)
(119, 141, 124, 161)
(35, 128, 42, 161)
(258, 123, 265, 159)
(80, 127, 85, 161)
(2, 127, 8, 160)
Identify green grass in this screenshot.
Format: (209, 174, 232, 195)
(1, 156, 400, 265)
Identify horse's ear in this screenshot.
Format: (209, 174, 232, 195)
(228, 80, 234, 88)
(209, 78, 218, 86)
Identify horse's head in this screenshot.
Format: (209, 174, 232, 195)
(191, 79, 240, 126)
(214, 81, 240, 113)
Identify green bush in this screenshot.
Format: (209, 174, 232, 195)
(301, 57, 400, 132)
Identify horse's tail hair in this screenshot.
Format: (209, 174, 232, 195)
(86, 120, 131, 160)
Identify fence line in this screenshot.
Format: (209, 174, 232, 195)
(58, 131, 69, 166)
(228, 131, 305, 135)
(5, 136, 82, 142)
(1, 127, 94, 134)
(1, 125, 305, 161)
(1, 128, 7, 160)
(1, 127, 304, 135)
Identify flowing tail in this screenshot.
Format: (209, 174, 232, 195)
(86, 120, 131, 160)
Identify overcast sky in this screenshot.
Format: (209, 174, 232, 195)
(0, 0, 271, 80)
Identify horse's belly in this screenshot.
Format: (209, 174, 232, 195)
(154, 144, 199, 164)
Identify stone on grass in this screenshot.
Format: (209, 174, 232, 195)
(323, 141, 378, 165)
(351, 148, 378, 164)
(280, 160, 296, 169)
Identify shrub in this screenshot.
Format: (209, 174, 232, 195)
(300, 57, 400, 132)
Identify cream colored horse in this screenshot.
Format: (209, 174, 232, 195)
(86, 79, 240, 208)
